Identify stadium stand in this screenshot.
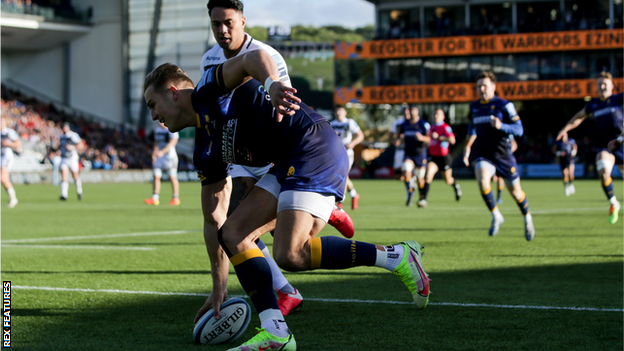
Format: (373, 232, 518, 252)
(1, 85, 153, 171)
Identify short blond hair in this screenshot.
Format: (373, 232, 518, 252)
(476, 71, 497, 83)
(597, 71, 613, 81)
(144, 63, 194, 93)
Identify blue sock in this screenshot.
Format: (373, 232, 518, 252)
(310, 236, 377, 270)
(481, 187, 497, 211)
(516, 191, 530, 215)
(603, 178, 615, 200)
(231, 249, 278, 313)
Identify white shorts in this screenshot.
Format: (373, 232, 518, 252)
(60, 155, 80, 173)
(153, 153, 178, 173)
(230, 164, 273, 180)
(346, 148, 355, 170)
(255, 173, 335, 223)
(394, 148, 405, 169)
(1, 151, 14, 170)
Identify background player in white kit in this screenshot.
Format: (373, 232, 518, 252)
(330, 105, 364, 210)
(59, 123, 83, 201)
(1, 118, 21, 208)
(144, 122, 180, 206)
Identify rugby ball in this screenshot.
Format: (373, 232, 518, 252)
(193, 298, 251, 345)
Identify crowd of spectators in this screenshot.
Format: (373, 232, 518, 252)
(1, 85, 154, 171)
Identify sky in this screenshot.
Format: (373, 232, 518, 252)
(242, 0, 375, 29)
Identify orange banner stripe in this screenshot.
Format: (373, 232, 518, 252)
(334, 78, 624, 105)
(335, 29, 623, 59)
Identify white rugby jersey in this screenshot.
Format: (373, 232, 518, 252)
(1, 128, 19, 158)
(59, 131, 81, 158)
(154, 125, 179, 156)
(330, 118, 361, 148)
(200, 33, 291, 87)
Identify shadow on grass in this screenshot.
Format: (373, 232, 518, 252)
(12, 261, 623, 351)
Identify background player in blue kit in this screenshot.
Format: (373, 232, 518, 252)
(463, 71, 535, 241)
(553, 132, 577, 196)
(557, 72, 623, 224)
(396, 105, 430, 207)
(143, 49, 430, 351)
(330, 105, 364, 210)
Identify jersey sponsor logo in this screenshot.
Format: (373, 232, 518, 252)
(473, 116, 493, 125)
(593, 107, 617, 118)
(287, 166, 295, 176)
(222, 119, 237, 163)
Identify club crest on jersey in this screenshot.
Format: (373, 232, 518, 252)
(287, 166, 295, 176)
(511, 166, 516, 174)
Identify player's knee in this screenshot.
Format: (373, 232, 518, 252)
(401, 161, 414, 173)
(272, 240, 306, 271)
(273, 251, 304, 272)
(216, 228, 233, 258)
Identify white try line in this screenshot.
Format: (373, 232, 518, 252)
(2, 244, 155, 251)
(13, 285, 623, 313)
(531, 207, 607, 215)
(2, 230, 200, 244)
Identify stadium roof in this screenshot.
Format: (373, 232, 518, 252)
(1, 14, 91, 51)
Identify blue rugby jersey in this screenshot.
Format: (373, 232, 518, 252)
(191, 64, 328, 185)
(584, 93, 623, 149)
(467, 96, 523, 161)
(555, 138, 576, 156)
(399, 119, 430, 156)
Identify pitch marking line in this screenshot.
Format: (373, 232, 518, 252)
(2, 244, 155, 251)
(13, 286, 623, 313)
(531, 207, 607, 215)
(2, 230, 200, 244)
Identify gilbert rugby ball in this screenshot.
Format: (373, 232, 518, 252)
(193, 298, 251, 345)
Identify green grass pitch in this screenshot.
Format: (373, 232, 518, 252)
(1, 178, 622, 350)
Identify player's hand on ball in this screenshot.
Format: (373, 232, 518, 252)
(194, 287, 228, 323)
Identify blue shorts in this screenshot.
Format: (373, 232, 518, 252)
(404, 151, 428, 168)
(475, 154, 519, 183)
(596, 147, 624, 165)
(272, 121, 348, 202)
(559, 157, 574, 169)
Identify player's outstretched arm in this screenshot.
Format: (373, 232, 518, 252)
(194, 177, 232, 323)
(557, 108, 587, 140)
(220, 50, 301, 120)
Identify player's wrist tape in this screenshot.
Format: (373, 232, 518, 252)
(264, 76, 277, 92)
